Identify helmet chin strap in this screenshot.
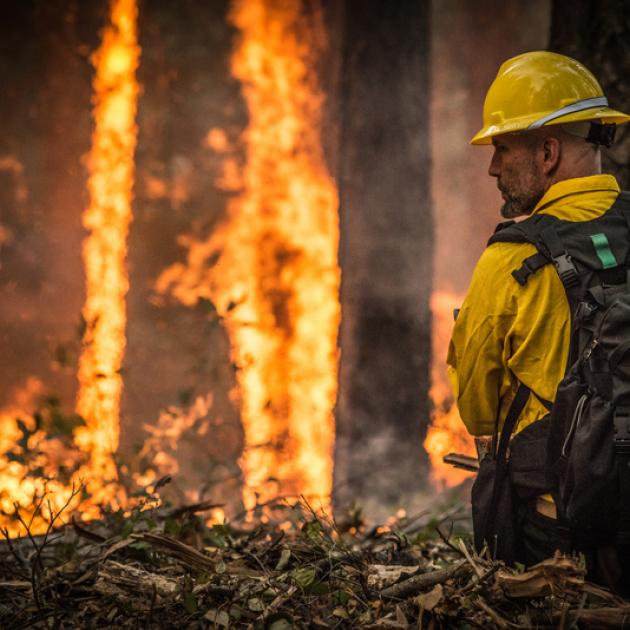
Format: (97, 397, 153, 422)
(585, 122, 617, 148)
(562, 120, 617, 148)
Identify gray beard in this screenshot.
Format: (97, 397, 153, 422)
(500, 200, 525, 219)
(500, 190, 544, 219)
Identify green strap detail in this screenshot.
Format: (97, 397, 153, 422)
(590, 233, 618, 269)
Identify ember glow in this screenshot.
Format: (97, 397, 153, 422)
(157, 0, 340, 509)
(425, 291, 475, 487)
(74, 0, 140, 504)
(0, 379, 59, 535)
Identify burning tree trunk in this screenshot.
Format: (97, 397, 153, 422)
(549, 0, 630, 187)
(75, 0, 141, 507)
(333, 1, 432, 513)
(123, 0, 245, 511)
(154, 0, 339, 511)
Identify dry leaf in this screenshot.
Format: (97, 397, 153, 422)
(417, 584, 443, 612)
(332, 607, 349, 619)
(247, 597, 264, 612)
(204, 609, 231, 627)
(497, 554, 584, 598)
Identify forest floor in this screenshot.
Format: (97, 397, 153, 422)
(0, 483, 628, 629)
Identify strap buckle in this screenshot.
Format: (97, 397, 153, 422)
(553, 253, 580, 290)
(574, 300, 598, 324)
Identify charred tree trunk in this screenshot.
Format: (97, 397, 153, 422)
(333, 0, 432, 514)
(549, 1, 630, 188)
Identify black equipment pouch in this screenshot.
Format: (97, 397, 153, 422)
(547, 290, 630, 546)
(471, 383, 530, 563)
(509, 416, 551, 499)
(472, 453, 517, 562)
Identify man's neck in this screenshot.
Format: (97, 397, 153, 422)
(544, 161, 601, 194)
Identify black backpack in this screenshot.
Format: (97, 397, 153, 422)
(486, 190, 630, 549)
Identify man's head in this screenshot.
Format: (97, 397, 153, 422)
(489, 126, 601, 218)
(471, 51, 630, 217)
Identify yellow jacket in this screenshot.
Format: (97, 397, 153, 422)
(447, 174, 621, 436)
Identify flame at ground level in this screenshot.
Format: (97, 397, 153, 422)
(425, 291, 476, 487)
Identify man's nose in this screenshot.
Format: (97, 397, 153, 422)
(488, 150, 500, 178)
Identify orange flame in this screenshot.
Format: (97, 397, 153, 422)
(157, 0, 339, 510)
(425, 291, 475, 487)
(0, 0, 140, 538)
(0, 379, 68, 536)
(75, 0, 140, 505)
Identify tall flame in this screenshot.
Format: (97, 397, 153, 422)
(425, 291, 475, 487)
(0, 0, 140, 537)
(75, 0, 140, 504)
(157, 0, 339, 510)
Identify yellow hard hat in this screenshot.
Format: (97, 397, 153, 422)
(470, 51, 630, 145)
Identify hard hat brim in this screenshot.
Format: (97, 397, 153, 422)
(470, 106, 630, 145)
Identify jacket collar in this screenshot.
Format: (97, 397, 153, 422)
(531, 174, 620, 216)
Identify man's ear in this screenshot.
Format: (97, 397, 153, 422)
(541, 136, 560, 175)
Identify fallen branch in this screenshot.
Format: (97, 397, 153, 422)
(575, 606, 630, 628)
(95, 560, 181, 599)
(380, 561, 466, 599)
(134, 532, 217, 572)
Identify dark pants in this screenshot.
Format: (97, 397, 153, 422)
(516, 500, 570, 567)
(584, 544, 630, 598)
(517, 500, 630, 598)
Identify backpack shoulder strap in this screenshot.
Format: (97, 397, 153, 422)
(485, 194, 630, 291)
(487, 215, 557, 286)
(511, 252, 550, 287)
(487, 214, 556, 247)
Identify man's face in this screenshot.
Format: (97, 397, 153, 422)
(489, 134, 546, 219)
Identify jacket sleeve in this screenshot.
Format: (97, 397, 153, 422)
(446, 244, 517, 436)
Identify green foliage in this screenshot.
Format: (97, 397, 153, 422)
(183, 590, 197, 614)
(206, 523, 232, 549)
(290, 566, 317, 588)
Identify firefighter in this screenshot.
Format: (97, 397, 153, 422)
(447, 51, 630, 566)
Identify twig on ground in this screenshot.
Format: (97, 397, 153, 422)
(380, 561, 467, 600)
(458, 539, 484, 579)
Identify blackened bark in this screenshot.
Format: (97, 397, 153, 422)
(333, 0, 432, 513)
(549, 1, 630, 188)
